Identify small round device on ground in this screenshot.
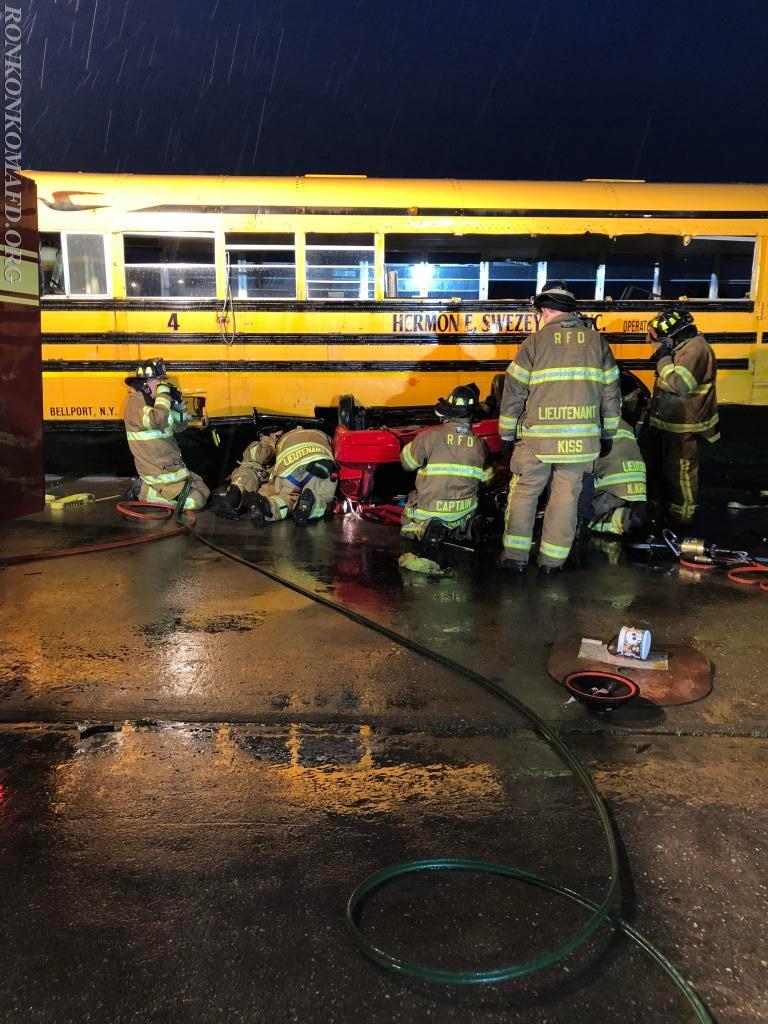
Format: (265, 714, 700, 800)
(564, 670, 640, 710)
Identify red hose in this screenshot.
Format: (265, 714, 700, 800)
(726, 563, 768, 587)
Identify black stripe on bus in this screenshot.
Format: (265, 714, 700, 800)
(41, 298, 755, 314)
(41, 357, 750, 374)
(42, 331, 758, 347)
(134, 203, 768, 220)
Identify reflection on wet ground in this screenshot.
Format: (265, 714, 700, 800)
(1, 477, 767, 1021)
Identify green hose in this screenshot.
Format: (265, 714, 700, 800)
(190, 528, 713, 1022)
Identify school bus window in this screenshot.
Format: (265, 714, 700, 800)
(384, 235, 481, 299)
(387, 254, 481, 300)
(124, 234, 216, 298)
(306, 233, 375, 300)
(545, 259, 598, 300)
(39, 231, 109, 297)
(717, 253, 753, 299)
(40, 232, 65, 295)
(225, 233, 295, 299)
(603, 256, 659, 301)
(488, 260, 540, 300)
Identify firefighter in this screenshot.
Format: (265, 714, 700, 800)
(219, 426, 338, 527)
(123, 357, 209, 510)
(584, 417, 648, 536)
(400, 385, 494, 557)
(645, 307, 719, 526)
(498, 281, 621, 574)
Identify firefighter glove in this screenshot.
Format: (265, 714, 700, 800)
(501, 438, 515, 463)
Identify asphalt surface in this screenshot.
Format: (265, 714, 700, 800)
(1, 477, 767, 1023)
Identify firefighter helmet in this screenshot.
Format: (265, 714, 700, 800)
(648, 307, 694, 341)
(532, 280, 578, 312)
(435, 384, 480, 419)
(124, 357, 168, 387)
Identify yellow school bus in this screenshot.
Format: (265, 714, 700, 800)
(28, 169, 768, 431)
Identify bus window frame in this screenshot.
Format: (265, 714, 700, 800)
(224, 238, 297, 300)
(123, 231, 217, 301)
(305, 237, 377, 301)
(41, 231, 112, 299)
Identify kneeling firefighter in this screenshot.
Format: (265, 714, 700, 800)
(400, 385, 495, 555)
(645, 307, 718, 526)
(582, 417, 648, 536)
(123, 358, 209, 510)
(218, 426, 338, 527)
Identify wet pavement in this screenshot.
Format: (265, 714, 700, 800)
(1, 476, 768, 1023)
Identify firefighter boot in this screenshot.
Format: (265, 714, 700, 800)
(292, 488, 316, 527)
(421, 519, 448, 563)
(566, 516, 590, 567)
(215, 484, 242, 520)
(626, 502, 650, 537)
(248, 493, 272, 528)
(124, 476, 141, 501)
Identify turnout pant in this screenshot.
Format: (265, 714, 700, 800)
(590, 491, 633, 536)
(259, 473, 337, 522)
(400, 493, 475, 541)
(230, 462, 269, 497)
(646, 428, 699, 523)
(502, 442, 590, 568)
(140, 471, 210, 511)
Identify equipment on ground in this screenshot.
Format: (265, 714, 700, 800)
(564, 670, 640, 710)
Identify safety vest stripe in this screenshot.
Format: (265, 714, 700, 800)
(509, 363, 531, 386)
(614, 429, 636, 441)
(590, 508, 625, 535)
(678, 458, 696, 518)
(141, 467, 189, 485)
(602, 416, 620, 431)
(481, 466, 494, 482)
(691, 381, 712, 396)
(418, 463, 489, 480)
(522, 424, 601, 437)
(141, 405, 152, 429)
(603, 365, 620, 383)
(155, 396, 172, 410)
(502, 533, 532, 551)
(538, 453, 596, 463)
(278, 441, 332, 460)
(539, 540, 571, 560)
(649, 413, 719, 434)
(529, 367, 604, 385)
(498, 415, 518, 433)
(673, 365, 698, 392)
(595, 471, 646, 487)
(126, 428, 174, 441)
(659, 363, 677, 379)
(401, 444, 421, 470)
(408, 503, 477, 522)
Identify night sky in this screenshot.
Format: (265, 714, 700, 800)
(26, 0, 768, 182)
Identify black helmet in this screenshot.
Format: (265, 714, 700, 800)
(648, 307, 694, 341)
(532, 280, 578, 312)
(435, 384, 479, 419)
(125, 357, 168, 387)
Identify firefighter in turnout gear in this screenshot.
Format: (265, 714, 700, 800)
(400, 385, 494, 557)
(220, 426, 338, 527)
(646, 307, 718, 526)
(123, 358, 209, 510)
(498, 282, 621, 574)
(586, 418, 648, 536)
